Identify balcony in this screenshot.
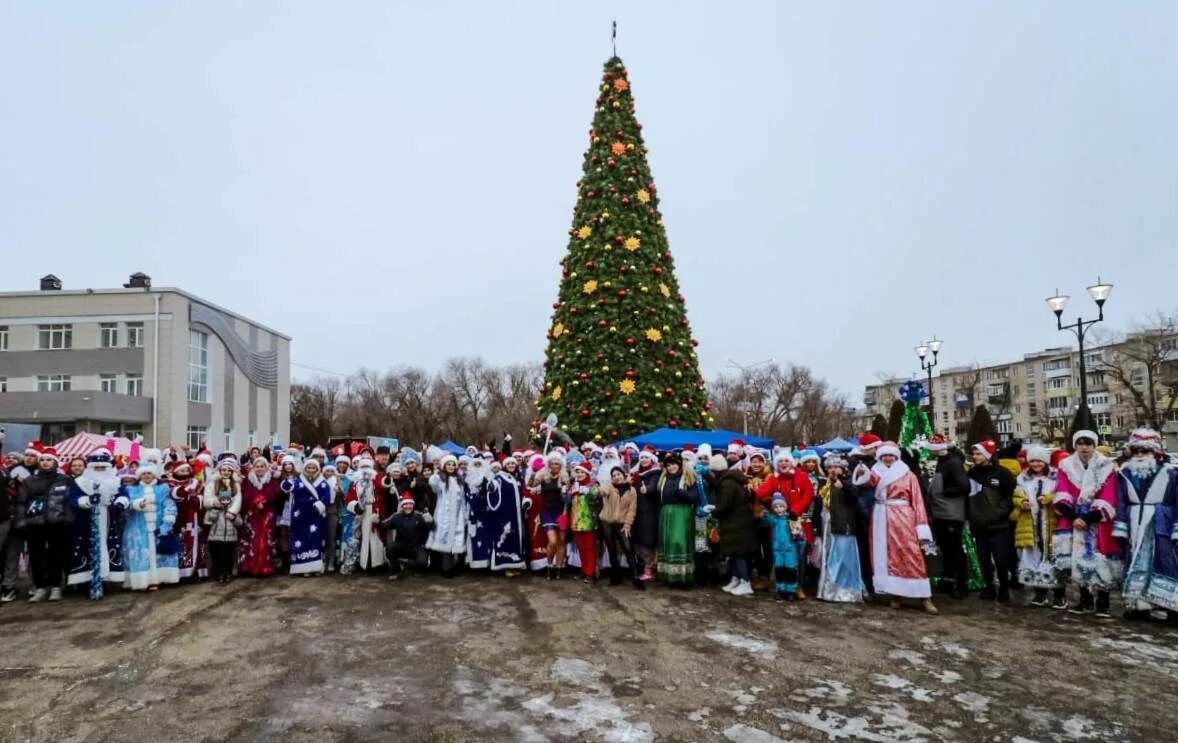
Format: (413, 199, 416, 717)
(1045, 366, 1072, 379)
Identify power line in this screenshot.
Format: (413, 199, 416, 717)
(290, 361, 351, 378)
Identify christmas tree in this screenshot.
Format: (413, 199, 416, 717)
(537, 56, 710, 442)
(966, 405, 999, 448)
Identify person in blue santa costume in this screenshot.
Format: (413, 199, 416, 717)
(122, 463, 178, 591)
(67, 449, 126, 598)
(285, 458, 331, 576)
(1114, 427, 1178, 621)
(467, 456, 528, 575)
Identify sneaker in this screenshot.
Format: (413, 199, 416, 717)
(721, 576, 739, 592)
(0, 588, 17, 603)
(730, 580, 754, 597)
(1068, 602, 1093, 615)
(1028, 592, 1050, 607)
(774, 591, 786, 602)
(1051, 597, 1070, 610)
(1094, 606, 1113, 620)
(28, 588, 48, 603)
(48, 587, 63, 602)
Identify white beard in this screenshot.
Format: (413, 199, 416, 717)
(1123, 456, 1160, 481)
(76, 467, 121, 504)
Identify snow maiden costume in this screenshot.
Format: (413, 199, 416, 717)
(1013, 447, 1060, 604)
(426, 455, 471, 575)
(851, 443, 934, 601)
(1053, 429, 1121, 615)
(68, 449, 126, 598)
(816, 455, 865, 603)
(168, 460, 207, 580)
(1113, 428, 1178, 616)
(285, 460, 331, 575)
(122, 465, 179, 590)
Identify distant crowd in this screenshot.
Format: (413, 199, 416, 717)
(0, 427, 1174, 625)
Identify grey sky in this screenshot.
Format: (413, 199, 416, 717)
(3, 2, 1175, 401)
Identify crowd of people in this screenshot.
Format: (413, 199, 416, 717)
(0, 426, 1175, 624)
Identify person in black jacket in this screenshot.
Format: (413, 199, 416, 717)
(848, 434, 882, 597)
(928, 435, 972, 598)
(967, 439, 1017, 603)
(16, 450, 76, 602)
(381, 493, 434, 579)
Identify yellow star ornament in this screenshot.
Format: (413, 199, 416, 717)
(619, 379, 636, 395)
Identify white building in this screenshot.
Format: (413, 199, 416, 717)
(0, 273, 290, 450)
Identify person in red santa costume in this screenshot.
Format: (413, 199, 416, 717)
(852, 441, 938, 614)
(169, 458, 207, 580)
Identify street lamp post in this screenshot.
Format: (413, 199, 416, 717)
(1046, 277, 1113, 420)
(915, 337, 943, 434)
(726, 357, 775, 435)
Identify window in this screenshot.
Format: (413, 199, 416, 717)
(0, 377, 6, 393)
(1088, 393, 1109, 407)
(187, 330, 210, 402)
(248, 429, 257, 447)
(997, 419, 1013, 434)
(0, 325, 7, 351)
(1025, 364, 1035, 378)
(1047, 396, 1069, 410)
(1094, 412, 1112, 428)
(99, 374, 118, 393)
(1026, 382, 1036, 397)
(224, 428, 233, 452)
(1116, 416, 1126, 429)
(100, 323, 119, 348)
(185, 426, 207, 450)
(125, 373, 143, 397)
(1045, 359, 1071, 371)
(37, 324, 72, 350)
(1029, 402, 1038, 417)
(1015, 404, 1022, 413)
(1048, 377, 1068, 390)
(123, 429, 142, 442)
(942, 412, 949, 423)
(126, 322, 144, 348)
(1087, 371, 1106, 385)
(36, 374, 71, 391)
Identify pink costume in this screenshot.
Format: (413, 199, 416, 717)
(1053, 452, 1121, 590)
(853, 459, 932, 598)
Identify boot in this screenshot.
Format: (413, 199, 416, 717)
(609, 567, 622, 587)
(922, 599, 939, 615)
(795, 587, 807, 601)
(1094, 590, 1112, 619)
(546, 566, 554, 581)
(1068, 587, 1094, 614)
(1051, 587, 1069, 610)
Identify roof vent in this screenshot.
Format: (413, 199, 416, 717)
(124, 272, 152, 289)
(39, 274, 62, 291)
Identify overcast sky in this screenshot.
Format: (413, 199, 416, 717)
(3, 2, 1175, 401)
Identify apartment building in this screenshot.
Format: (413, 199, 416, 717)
(860, 335, 1178, 446)
(0, 273, 291, 449)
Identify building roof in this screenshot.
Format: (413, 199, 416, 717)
(0, 286, 291, 340)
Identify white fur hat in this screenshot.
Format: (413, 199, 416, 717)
(697, 443, 713, 460)
(709, 454, 728, 472)
(1026, 446, 1052, 464)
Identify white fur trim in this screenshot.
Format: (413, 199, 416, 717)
(1072, 429, 1099, 445)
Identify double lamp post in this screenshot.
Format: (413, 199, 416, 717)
(1046, 277, 1113, 427)
(915, 337, 942, 433)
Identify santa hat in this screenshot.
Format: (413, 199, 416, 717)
(972, 439, 997, 461)
(876, 442, 901, 460)
(355, 455, 376, 470)
(709, 454, 728, 472)
(1126, 428, 1162, 452)
(747, 448, 766, 463)
(1051, 449, 1070, 468)
(727, 439, 746, 455)
(24, 441, 43, 457)
(637, 450, 658, 465)
(399, 493, 415, 507)
(37, 447, 60, 463)
(681, 444, 695, 453)
(858, 433, 882, 451)
(924, 434, 949, 453)
(1026, 446, 1052, 465)
(697, 443, 713, 460)
(529, 454, 546, 472)
(620, 442, 640, 455)
(1072, 429, 1099, 446)
(196, 451, 216, 469)
(572, 461, 593, 478)
(335, 454, 352, 466)
(682, 450, 698, 468)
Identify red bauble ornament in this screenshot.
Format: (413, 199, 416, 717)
(653, 266, 662, 275)
(619, 265, 627, 273)
(615, 129, 624, 137)
(663, 251, 672, 260)
(680, 318, 689, 327)
(669, 419, 678, 428)
(552, 301, 561, 309)
(626, 337, 636, 346)
(642, 402, 650, 410)
(606, 158, 616, 169)
(559, 354, 566, 361)
(625, 369, 635, 378)
(587, 190, 596, 198)
(562, 269, 569, 278)
(569, 306, 579, 314)
(629, 168, 638, 176)
(604, 391, 613, 399)
(596, 299, 606, 307)
(581, 408, 591, 417)
(705, 401, 713, 411)
(617, 289, 627, 299)
(579, 372, 589, 381)
(597, 319, 607, 328)
(604, 72, 614, 79)
(585, 260, 595, 269)
(596, 352, 606, 361)
(668, 349, 677, 358)
(664, 387, 674, 395)
(614, 235, 624, 244)
(648, 182, 656, 191)
(621, 196, 630, 206)
(691, 339, 699, 347)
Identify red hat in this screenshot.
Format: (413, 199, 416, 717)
(573, 461, 593, 477)
(682, 444, 695, 453)
(1050, 449, 1069, 469)
(972, 439, 997, 460)
(399, 492, 415, 506)
(858, 433, 882, 450)
(925, 434, 948, 453)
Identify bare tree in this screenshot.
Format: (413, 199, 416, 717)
(1094, 310, 1178, 430)
(708, 362, 854, 444)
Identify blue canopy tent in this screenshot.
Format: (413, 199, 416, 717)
(437, 440, 466, 456)
(629, 427, 774, 452)
(815, 437, 856, 453)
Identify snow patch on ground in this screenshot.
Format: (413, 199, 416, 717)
(1090, 636, 1178, 678)
(887, 648, 927, 667)
(791, 679, 853, 706)
(872, 674, 938, 702)
(927, 669, 962, 684)
(722, 723, 788, 742)
(780, 702, 933, 742)
(951, 691, 991, 723)
(455, 659, 653, 743)
(919, 636, 971, 659)
(706, 631, 778, 658)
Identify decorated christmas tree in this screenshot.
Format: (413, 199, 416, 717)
(537, 56, 710, 442)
